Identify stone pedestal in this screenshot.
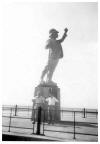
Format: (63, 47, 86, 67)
(32, 82, 61, 122)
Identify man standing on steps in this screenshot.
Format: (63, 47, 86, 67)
(40, 28, 68, 84)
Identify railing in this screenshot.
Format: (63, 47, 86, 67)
(2, 107, 45, 135)
(2, 105, 98, 119)
(2, 105, 98, 140)
(43, 109, 98, 140)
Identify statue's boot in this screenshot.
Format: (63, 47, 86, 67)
(46, 80, 57, 86)
(40, 80, 45, 84)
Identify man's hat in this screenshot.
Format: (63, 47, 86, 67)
(49, 28, 59, 35)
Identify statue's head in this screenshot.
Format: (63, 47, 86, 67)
(49, 28, 59, 39)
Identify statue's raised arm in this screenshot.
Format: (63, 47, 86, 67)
(58, 28, 68, 43)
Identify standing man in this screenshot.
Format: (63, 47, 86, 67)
(40, 28, 68, 83)
(46, 92, 59, 124)
(31, 91, 45, 122)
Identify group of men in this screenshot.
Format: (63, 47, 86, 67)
(32, 91, 59, 124)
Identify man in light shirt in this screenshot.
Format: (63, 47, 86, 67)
(46, 93, 59, 124)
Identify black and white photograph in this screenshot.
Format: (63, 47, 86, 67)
(1, 0, 98, 142)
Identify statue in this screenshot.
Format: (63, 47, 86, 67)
(40, 28, 68, 84)
(32, 28, 68, 122)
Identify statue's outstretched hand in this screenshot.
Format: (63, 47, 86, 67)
(64, 28, 68, 33)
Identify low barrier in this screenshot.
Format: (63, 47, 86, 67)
(2, 105, 98, 140)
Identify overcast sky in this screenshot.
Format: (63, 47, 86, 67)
(2, 2, 98, 108)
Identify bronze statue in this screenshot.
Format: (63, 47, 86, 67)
(40, 28, 68, 84)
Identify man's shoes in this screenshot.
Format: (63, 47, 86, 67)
(48, 121, 51, 124)
(52, 121, 54, 125)
(48, 121, 55, 125)
(32, 121, 35, 124)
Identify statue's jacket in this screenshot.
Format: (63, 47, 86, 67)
(45, 32, 67, 60)
(45, 39, 63, 60)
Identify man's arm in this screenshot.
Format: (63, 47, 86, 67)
(54, 97, 59, 102)
(45, 97, 49, 102)
(58, 28, 68, 43)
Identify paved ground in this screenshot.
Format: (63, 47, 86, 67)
(2, 110, 98, 142)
